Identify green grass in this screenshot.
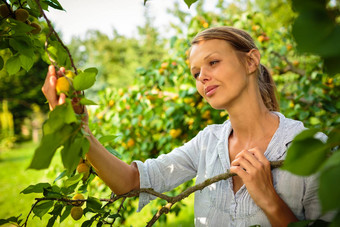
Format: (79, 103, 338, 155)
(0, 142, 194, 227)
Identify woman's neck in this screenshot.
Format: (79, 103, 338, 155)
(227, 101, 279, 147)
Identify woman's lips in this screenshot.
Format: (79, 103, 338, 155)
(205, 85, 218, 97)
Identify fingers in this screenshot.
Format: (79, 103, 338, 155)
(42, 65, 58, 110)
(57, 67, 66, 77)
(230, 148, 269, 176)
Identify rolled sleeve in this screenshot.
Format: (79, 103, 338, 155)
(133, 131, 202, 212)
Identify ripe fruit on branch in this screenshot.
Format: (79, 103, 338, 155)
(30, 22, 41, 34)
(72, 193, 85, 206)
(65, 70, 76, 79)
(56, 77, 70, 95)
(0, 4, 11, 18)
(77, 162, 90, 181)
(71, 207, 83, 221)
(15, 8, 29, 22)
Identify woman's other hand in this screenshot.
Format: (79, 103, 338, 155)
(230, 148, 275, 208)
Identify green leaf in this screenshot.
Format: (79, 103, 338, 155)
(184, 0, 198, 8)
(19, 54, 34, 71)
(46, 41, 69, 67)
(54, 170, 67, 183)
(105, 146, 121, 159)
(64, 174, 83, 187)
(282, 134, 329, 176)
(43, 101, 77, 135)
(319, 151, 340, 212)
(0, 55, 4, 71)
(44, 0, 64, 10)
(98, 135, 118, 144)
(49, 203, 63, 216)
(329, 212, 340, 227)
(9, 37, 34, 57)
(81, 137, 90, 157)
(8, 18, 35, 33)
(80, 98, 98, 105)
(60, 206, 71, 223)
(84, 67, 98, 75)
(327, 126, 340, 147)
(43, 186, 62, 198)
(86, 197, 102, 212)
(61, 136, 84, 173)
(47, 215, 58, 227)
(21, 183, 51, 194)
(81, 220, 95, 227)
(73, 71, 97, 91)
(0, 216, 21, 225)
(6, 55, 21, 75)
(29, 125, 74, 169)
(33, 200, 54, 219)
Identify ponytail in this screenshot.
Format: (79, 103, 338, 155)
(258, 64, 279, 111)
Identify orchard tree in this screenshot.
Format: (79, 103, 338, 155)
(0, 0, 339, 226)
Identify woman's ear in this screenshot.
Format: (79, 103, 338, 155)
(246, 49, 260, 74)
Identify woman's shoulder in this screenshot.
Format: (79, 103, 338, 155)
(275, 112, 327, 144)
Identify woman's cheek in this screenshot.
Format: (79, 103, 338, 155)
(196, 81, 204, 98)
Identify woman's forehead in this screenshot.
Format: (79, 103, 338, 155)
(189, 39, 233, 62)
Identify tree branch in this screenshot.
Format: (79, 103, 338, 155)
(34, 0, 78, 74)
(271, 51, 305, 76)
(30, 160, 283, 226)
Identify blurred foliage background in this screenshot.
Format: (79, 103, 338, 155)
(1, 0, 339, 226)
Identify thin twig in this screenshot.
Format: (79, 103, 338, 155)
(146, 202, 173, 227)
(23, 200, 40, 227)
(34, 0, 77, 74)
(271, 51, 305, 76)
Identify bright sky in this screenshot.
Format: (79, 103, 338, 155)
(46, 0, 212, 43)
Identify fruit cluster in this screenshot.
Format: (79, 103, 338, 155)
(0, 3, 41, 34)
(69, 158, 91, 221)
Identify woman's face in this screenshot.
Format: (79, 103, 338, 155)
(189, 39, 250, 110)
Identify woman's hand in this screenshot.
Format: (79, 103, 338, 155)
(42, 65, 66, 110)
(42, 65, 86, 117)
(230, 148, 298, 226)
(230, 148, 275, 208)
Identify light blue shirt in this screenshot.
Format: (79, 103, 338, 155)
(134, 112, 329, 226)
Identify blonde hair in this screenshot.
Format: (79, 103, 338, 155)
(191, 26, 279, 111)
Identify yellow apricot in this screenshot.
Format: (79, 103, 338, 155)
(72, 193, 85, 206)
(70, 207, 83, 221)
(56, 77, 70, 95)
(77, 163, 90, 181)
(15, 9, 29, 22)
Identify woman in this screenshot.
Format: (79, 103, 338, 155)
(42, 26, 327, 226)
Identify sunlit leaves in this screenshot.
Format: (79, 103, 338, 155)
(319, 151, 340, 212)
(73, 68, 98, 91)
(21, 183, 52, 194)
(28, 100, 86, 170)
(282, 129, 331, 175)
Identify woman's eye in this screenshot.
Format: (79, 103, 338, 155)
(193, 72, 200, 79)
(210, 60, 219, 66)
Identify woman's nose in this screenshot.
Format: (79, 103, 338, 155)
(198, 69, 211, 83)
